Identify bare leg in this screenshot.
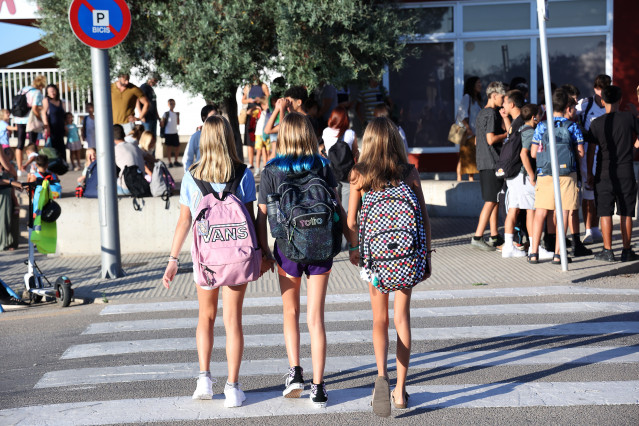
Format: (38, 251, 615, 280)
(456, 157, 462, 181)
(278, 267, 301, 368)
(531, 208, 548, 255)
(489, 202, 499, 237)
(306, 272, 330, 384)
(247, 146, 254, 167)
(620, 216, 633, 249)
(474, 201, 497, 237)
(525, 209, 535, 239)
(16, 148, 23, 171)
(392, 288, 412, 406)
(368, 283, 389, 377)
(600, 216, 613, 250)
(222, 284, 247, 383)
(195, 286, 220, 371)
(505, 208, 519, 234)
(555, 210, 570, 254)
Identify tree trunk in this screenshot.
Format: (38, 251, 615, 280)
(220, 94, 244, 162)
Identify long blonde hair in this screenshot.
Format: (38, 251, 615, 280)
(276, 112, 319, 157)
(191, 115, 240, 183)
(352, 117, 409, 192)
(139, 131, 156, 152)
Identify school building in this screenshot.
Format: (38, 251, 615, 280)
(393, 0, 639, 172)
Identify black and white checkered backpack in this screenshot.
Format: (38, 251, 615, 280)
(359, 181, 429, 293)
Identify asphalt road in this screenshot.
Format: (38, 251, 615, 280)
(1, 273, 639, 425)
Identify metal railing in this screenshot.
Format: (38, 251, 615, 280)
(0, 68, 92, 119)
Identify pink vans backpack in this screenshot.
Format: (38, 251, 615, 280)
(191, 164, 261, 288)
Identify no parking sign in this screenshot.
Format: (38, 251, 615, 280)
(69, 0, 131, 49)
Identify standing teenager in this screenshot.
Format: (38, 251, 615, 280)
(256, 112, 346, 408)
(347, 117, 432, 417)
(163, 115, 263, 408)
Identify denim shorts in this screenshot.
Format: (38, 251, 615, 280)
(273, 243, 332, 278)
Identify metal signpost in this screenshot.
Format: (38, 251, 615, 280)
(69, 0, 131, 278)
(537, 0, 568, 271)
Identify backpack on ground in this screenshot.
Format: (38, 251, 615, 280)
(267, 169, 342, 263)
(191, 164, 261, 288)
(537, 120, 576, 176)
(38, 147, 69, 176)
(359, 181, 429, 294)
(150, 160, 175, 208)
(11, 89, 31, 118)
(123, 165, 152, 198)
(495, 124, 531, 179)
(328, 134, 355, 183)
(83, 161, 98, 198)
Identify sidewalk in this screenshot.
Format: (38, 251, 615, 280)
(1, 217, 637, 305)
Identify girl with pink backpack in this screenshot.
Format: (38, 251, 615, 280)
(162, 115, 268, 407)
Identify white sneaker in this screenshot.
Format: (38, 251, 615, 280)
(224, 385, 246, 408)
(192, 376, 215, 400)
(503, 243, 526, 258)
(539, 246, 555, 260)
(17, 170, 23, 178)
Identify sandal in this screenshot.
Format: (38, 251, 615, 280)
(527, 253, 539, 264)
(371, 376, 391, 417)
(391, 390, 410, 409)
(552, 254, 572, 264)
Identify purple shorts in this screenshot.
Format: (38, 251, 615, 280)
(273, 243, 332, 278)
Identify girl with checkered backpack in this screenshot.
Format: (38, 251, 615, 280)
(346, 117, 432, 417)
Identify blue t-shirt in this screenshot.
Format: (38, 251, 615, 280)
(179, 167, 256, 218)
(0, 121, 9, 147)
(531, 117, 584, 175)
(66, 124, 80, 143)
(183, 130, 201, 171)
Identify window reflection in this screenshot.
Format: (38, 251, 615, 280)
(389, 43, 455, 149)
(536, 36, 606, 98)
(463, 3, 530, 32)
(464, 39, 530, 90)
(545, 0, 607, 28)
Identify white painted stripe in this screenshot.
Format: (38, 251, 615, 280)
(99, 286, 639, 315)
(5, 381, 639, 424)
(36, 346, 639, 388)
(85, 302, 639, 335)
(62, 322, 639, 359)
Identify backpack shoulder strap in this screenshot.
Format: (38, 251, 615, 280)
(192, 174, 215, 198)
(223, 163, 248, 195)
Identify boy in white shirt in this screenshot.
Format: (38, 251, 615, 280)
(161, 99, 180, 167)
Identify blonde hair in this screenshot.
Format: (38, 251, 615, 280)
(191, 115, 240, 183)
(1, 108, 9, 116)
(32, 75, 46, 90)
(139, 131, 156, 152)
(276, 112, 319, 157)
(352, 117, 409, 192)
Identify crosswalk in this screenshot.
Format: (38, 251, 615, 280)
(1, 285, 639, 424)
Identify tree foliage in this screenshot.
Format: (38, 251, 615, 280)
(37, 0, 418, 103)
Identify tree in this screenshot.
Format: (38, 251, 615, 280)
(37, 0, 419, 154)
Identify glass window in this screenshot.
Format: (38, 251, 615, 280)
(463, 3, 530, 32)
(389, 43, 455, 149)
(406, 7, 454, 34)
(536, 35, 606, 99)
(545, 0, 607, 28)
(464, 39, 531, 94)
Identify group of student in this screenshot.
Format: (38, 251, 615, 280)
(162, 91, 432, 416)
(470, 74, 639, 264)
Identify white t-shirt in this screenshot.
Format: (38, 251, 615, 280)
(322, 128, 355, 153)
(576, 97, 606, 131)
(255, 110, 269, 136)
(114, 141, 146, 190)
(164, 111, 179, 134)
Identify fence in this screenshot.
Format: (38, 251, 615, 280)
(0, 68, 92, 118)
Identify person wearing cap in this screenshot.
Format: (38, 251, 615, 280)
(111, 72, 149, 136)
(139, 74, 161, 136)
(587, 85, 639, 262)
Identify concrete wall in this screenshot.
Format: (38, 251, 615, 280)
(55, 180, 483, 256)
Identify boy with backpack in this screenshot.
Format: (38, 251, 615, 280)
(528, 89, 585, 264)
(495, 90, 530, 257)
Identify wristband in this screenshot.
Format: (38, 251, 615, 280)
(168, 256, 180, 268)
(349, 244, 359, 251)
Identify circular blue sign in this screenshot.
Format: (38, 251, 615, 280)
(69, 0, 131, 49)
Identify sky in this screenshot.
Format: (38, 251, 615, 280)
(0, 22, 44, 55)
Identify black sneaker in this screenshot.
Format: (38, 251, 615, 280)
(621, 248, 638, 262)
(310, 381, 328, 408)
(283, 366, 304, 398)
(174, 161, 182, 167)
(594, 249, 615, 262)
(572, 242, 593, 257)
(488, 234, 505, 248)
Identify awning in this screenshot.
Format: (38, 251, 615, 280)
(0, 40, 48, 68)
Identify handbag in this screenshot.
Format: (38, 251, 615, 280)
(448, 95, 473, 145)
(26, 111, 44, 133)
(238, 108, 248, 125)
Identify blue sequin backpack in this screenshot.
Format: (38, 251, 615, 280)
(359, 180, 429, 293)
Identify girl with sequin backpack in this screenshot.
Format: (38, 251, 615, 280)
(346, 117, 432, 417)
